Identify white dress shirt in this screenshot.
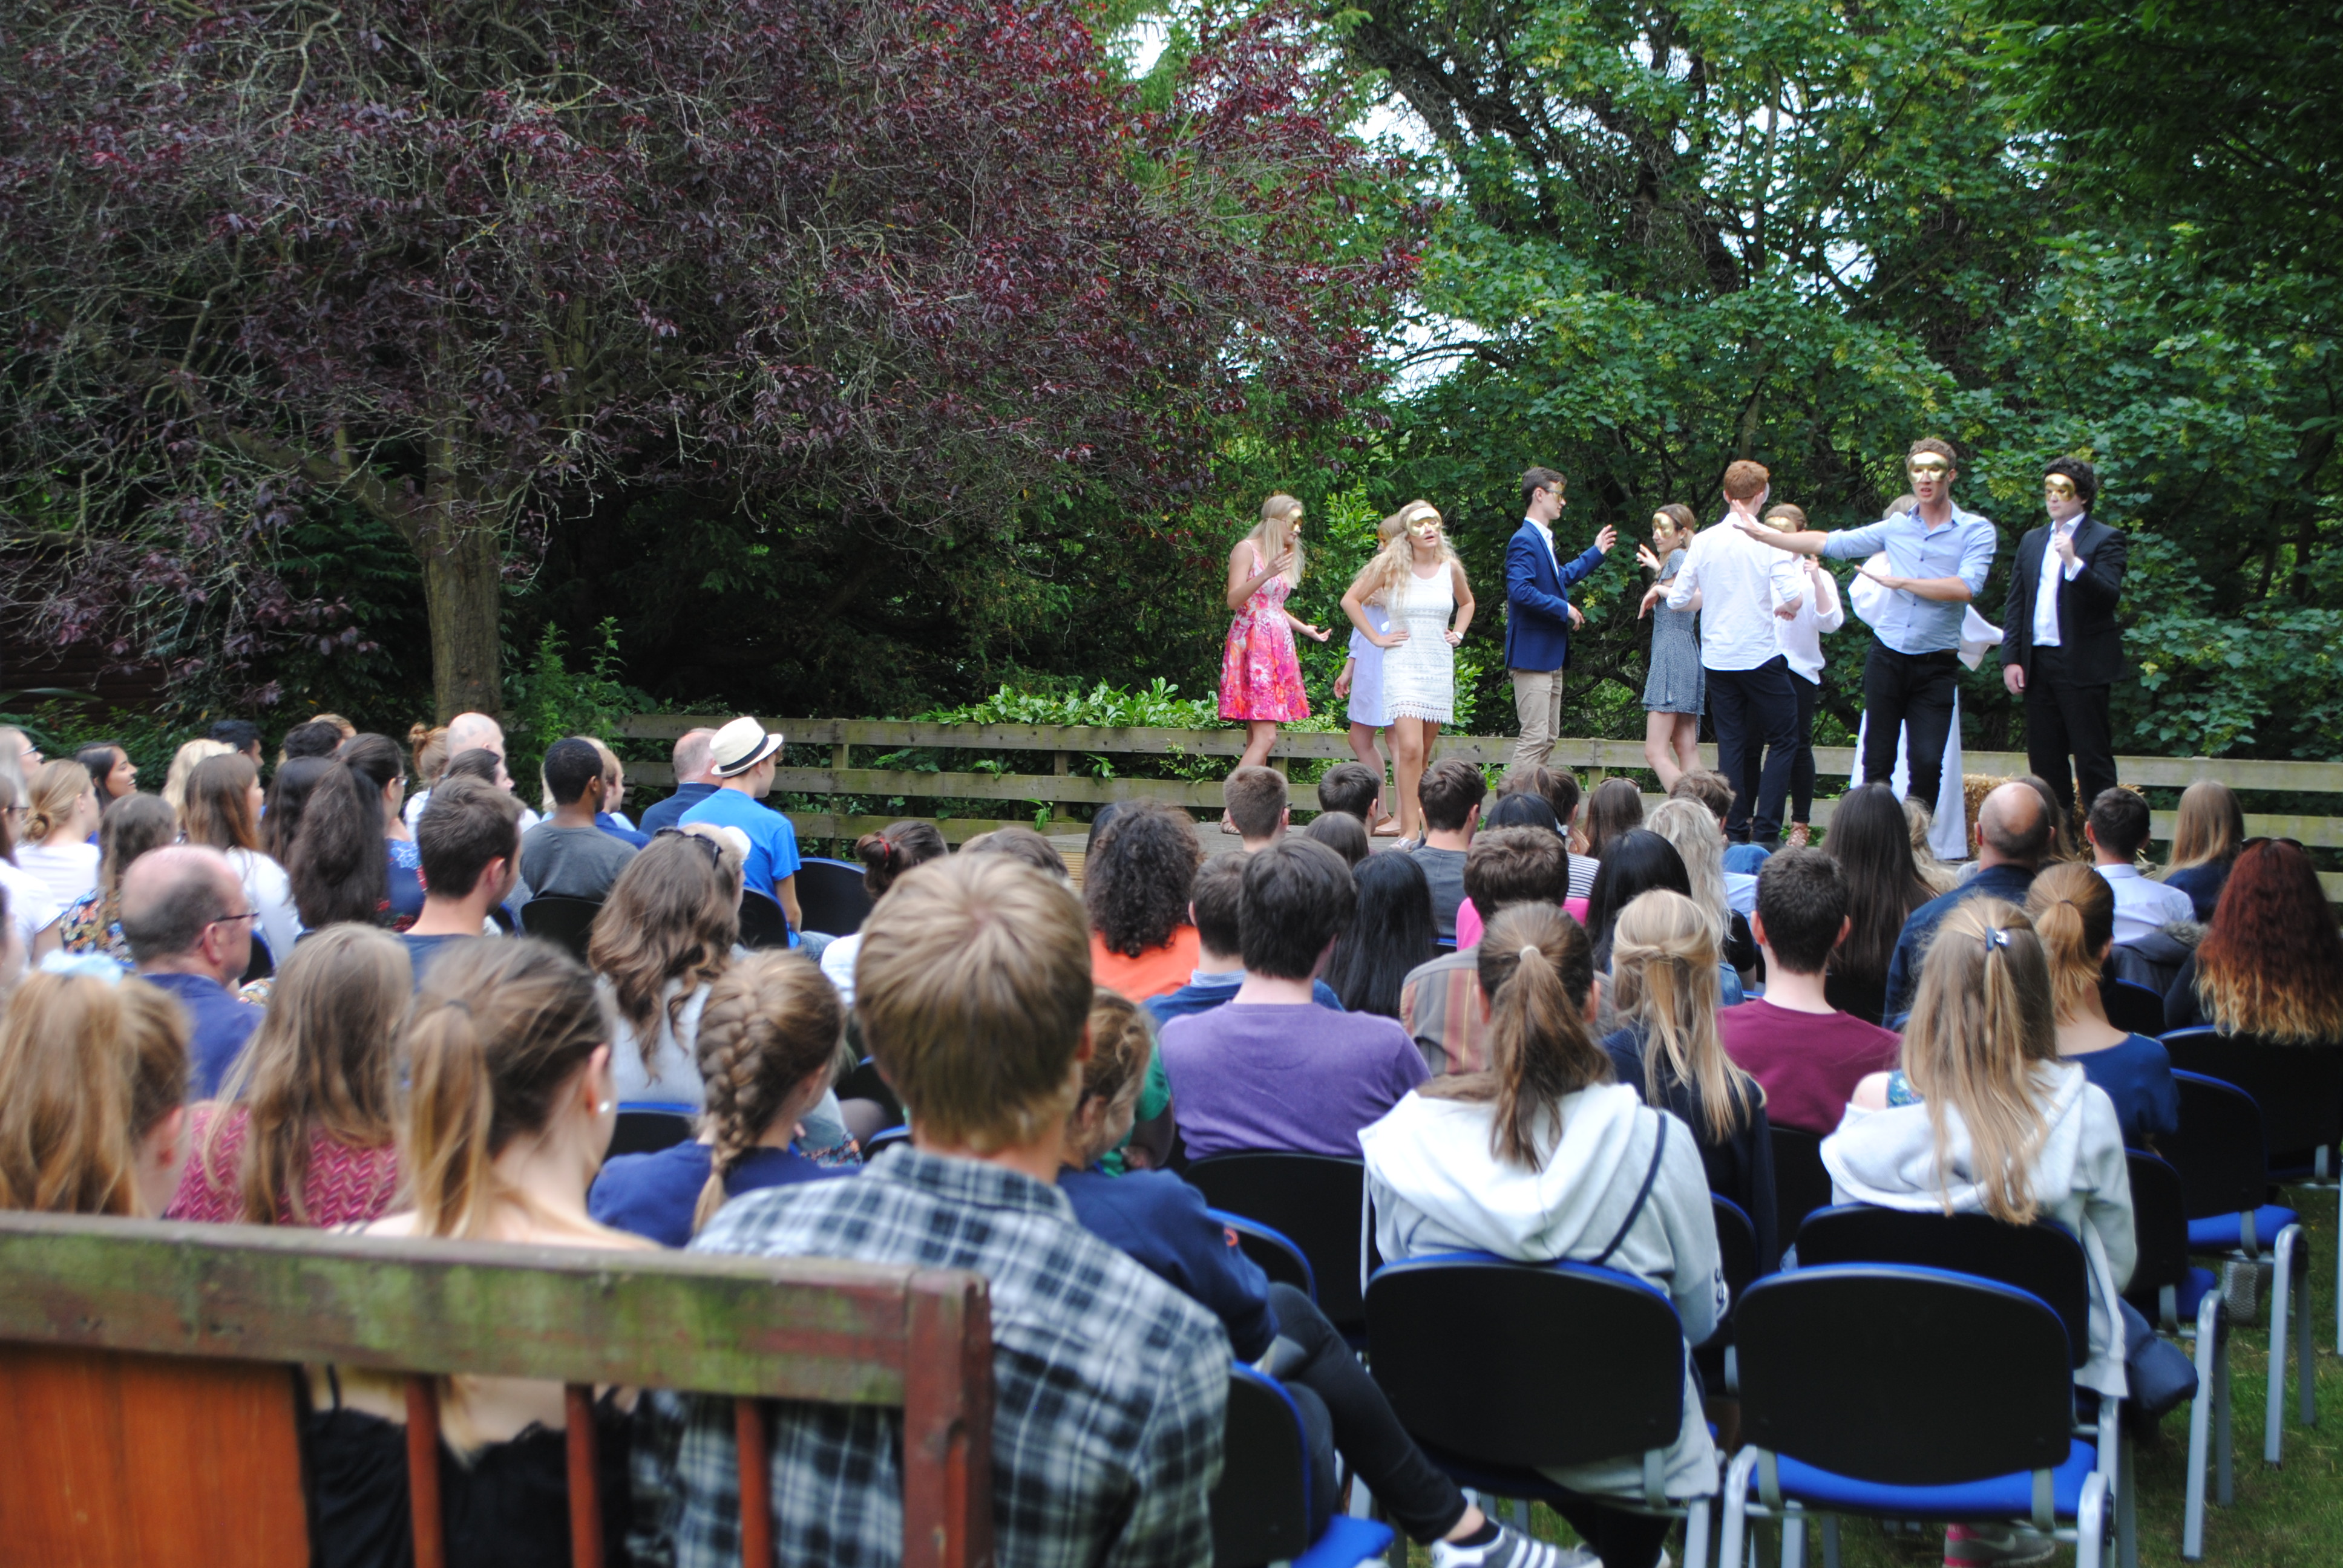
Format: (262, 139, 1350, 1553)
(1774, 560, 1847, 683)
(1667, 517, 1807, 671)
(2097, 862, 2197, 944)
(2033, 515, 2087, 648)
(1525, 515, 1560, 573)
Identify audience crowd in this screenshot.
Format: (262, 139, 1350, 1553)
(0, 705, 2333, 1568)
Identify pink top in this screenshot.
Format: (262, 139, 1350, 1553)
(166, 1103, 403, 1227)
(1453, 895, 1591, 950)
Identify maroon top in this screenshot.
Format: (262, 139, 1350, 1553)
(166, 1103, 402, 1227)
(1719, 999, 1901, 1135)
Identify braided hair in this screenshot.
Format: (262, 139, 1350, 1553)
(692, 951, 845, 1232)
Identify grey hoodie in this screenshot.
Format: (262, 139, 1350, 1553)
(1360, 1082, 1726, 1498)
(1821, 1061, 2134, 1396)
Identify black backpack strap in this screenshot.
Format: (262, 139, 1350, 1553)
(1591, 1114, 1670, 1269)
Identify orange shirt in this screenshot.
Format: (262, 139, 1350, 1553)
(1090, 925, 1202, 1002)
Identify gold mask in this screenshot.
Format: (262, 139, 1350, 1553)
(2043, 476, 2078, 500)
(1907, 459, 1951, 478)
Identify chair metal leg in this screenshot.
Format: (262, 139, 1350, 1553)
(2214, 1327, 2233, 1506)
(2183, 1292, 2219, 1559)
(1512, 1497, 1530, 1532)
(2298, 1246, 2317, 1429)
(2119, 1431, 2137, 1568)
(2269, 1224, 2295, 1465)
(2334, 1181, 2342, 1355)
(1819, 1514, 1840, 1568)
(2077, 1472, 2109, 1568)
(1719, 1448, 1760, 1568)
(1782, 1510, 1805, 1568)
(1684, 1497, 1712, 1568)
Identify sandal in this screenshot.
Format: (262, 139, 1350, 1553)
(1786, 822, 1811, 848)
(1371, 816, 1407, 838)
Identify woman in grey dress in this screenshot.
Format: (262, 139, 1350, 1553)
(1636, 503, 1703, 789)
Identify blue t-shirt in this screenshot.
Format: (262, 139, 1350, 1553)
(678, 788, 802, 903)
(399, 932, 477, 989)
(636, 783, 718, 836)
(385, 837, 425, 920)
(589, 1141, 842, 1249)
(595, 812, 652, 849)
(2074, 1034, 2181, 1147)
(140, 971, 263, 1099)
(1058, 1165, 1279, 1360)
(1143, 973, 1344, 1027)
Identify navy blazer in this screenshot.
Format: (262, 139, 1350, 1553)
(2001, 515, 2127, 688)
(1503, 520, 1606, 671)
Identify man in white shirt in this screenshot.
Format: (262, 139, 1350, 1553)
(2001, 457, 2129, 817)
(1645, 459, 1806, 846)
(2086, 786, 2195, 943)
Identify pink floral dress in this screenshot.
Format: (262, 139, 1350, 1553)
(1218, 543, 1312, 722)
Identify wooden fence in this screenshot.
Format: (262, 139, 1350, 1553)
(617, 715, 2343, 896)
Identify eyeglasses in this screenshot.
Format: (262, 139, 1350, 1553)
(654, 827, 723, 864)
(207, 910, 261, 930)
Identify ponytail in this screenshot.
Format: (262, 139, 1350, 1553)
(1903, 900, 2058, 1225)
(691, 952, 844, 1232)
(403, 995, 499, 1239)
(287, 762, 391, 929)
(1425, 904, 1603, 1168)
(856, 820, 948, 901)
(1611, 889, 1755, 1143)
(2024, 862, 2115, 1022)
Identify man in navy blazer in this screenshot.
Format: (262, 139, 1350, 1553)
(1506, 466, 1616, 772)
(2002, 456, 2128, 816)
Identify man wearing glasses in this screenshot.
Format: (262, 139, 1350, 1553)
(2001, 458, 2126, 817)
(117, 845, 264, 1097)
(1733, 438, 1998, 815)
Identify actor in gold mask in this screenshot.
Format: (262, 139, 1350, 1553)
(2000, 457, 2128, 818)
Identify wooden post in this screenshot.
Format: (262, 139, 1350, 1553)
(902, 1272, 994, 1568)
(565, 1384, 604, 1568)
(737, 1399, 774, 1568)
(405, 1377, 447, 1568)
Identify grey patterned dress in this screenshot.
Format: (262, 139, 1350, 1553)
(1643, 547, 1705, 715)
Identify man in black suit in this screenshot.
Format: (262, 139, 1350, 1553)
(2002, 457, 2126, 816)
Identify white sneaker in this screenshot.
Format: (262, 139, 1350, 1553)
(1429, 1523, 1600, 1568)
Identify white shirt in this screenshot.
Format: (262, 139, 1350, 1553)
(0, 861, 60, 950)
(1525, 515, 1560, 574)
(1772, 560, 1846, 683)
(2032, 515, 2087, 647)
(224, 846, 301, 971)
(14, 841, 99, 912)
(406, 786, 540, 835)
(1666, 516, 1808, 671)
(2096, 862, 2195, 944)
(819, 929, 864, 1005)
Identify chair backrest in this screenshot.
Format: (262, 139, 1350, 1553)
(1792, 1206, 2091, 1369)
(1211, 1367, 1314, 1567)
(865, 1125, 913, 1158)
(796, 857, 876, 938)
(2123, 1150, 2191, 1314)
(1735, 1264, 2074, 1486)
(2102, 978, 2166, 1038)
(1367, 1255, 1686, 1470)
(1184, 1154, 1373, 1333)
(1712, 1194, 1760, 1309)
(736, 887, 794, 950)
(611, 1108, 696, 1158)
(834, 1056, 905, 1128)
(2162, 1070, 2272, 1221)
(0, 1212, 992, 1568)
(2161, 1028, 2343, 1158)
(1769, 1125, 1834, 1247)
(1207, 1210, 1317, 1302)
(519, 895, 603, 961)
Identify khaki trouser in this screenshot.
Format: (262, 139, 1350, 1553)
(1510, 667, 1564, 774)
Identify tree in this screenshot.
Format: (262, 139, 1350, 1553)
(1, 0, 1411, 718)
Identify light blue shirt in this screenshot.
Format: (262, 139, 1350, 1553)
(678, 785, 802, 904)
(1820, 503, 1997, 654)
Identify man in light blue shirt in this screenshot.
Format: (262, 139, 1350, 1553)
(1733, 437, 1996, 811)
(680, 716, 802, 939)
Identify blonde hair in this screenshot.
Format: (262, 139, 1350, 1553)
(1422, 904, 1607, 1167)
(1066, 988, 1157, 1165)
(1351, 500, 1459, 609)
(1610, 890, 1755, 1143)
(197, 926, 409, 1225)
(1246, 494, 1306, 587)
(588, 833, 743, 1074)
(1762, 503, 1808, 531)
(691, 952, 844, 1232)
(2166, 780, 2244, 875)
(1644, 797, 1732, 949)
(163, 739, 234, 818)
(1900, 900, 2060, 1224)
(25, 757, 92, 842)
(1906, 798, 1961, 895)
(408, 724, 451, 789)
(181, 753, 265, 855)
(401, 940, 611, 1240)
(855, 855, 1093, 1154)
(0, 972, 190, 1216)
(2024, 863, 2117, 1023)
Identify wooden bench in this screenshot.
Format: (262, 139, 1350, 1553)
(0, 1210, 992, 1567)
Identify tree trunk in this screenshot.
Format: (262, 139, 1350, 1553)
(416, 517, 503, 721)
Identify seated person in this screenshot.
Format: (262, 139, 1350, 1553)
(2026, 864, 2179, 1145)
(117, 846, 264, 1097)
(1144, 854, 1344, 1026)
(1406, 759, 1486, 946)
(591, 950, 848, 1247)
(1222, 764, 1290, 851)
(1159, 838, 1427, 1159)
(1062, 991, 1568, 1568)
(1316, 760, 1384, 828)
(631, 855, 1229, 1566)
(1363, 904, 1725, 1568)
(1601, 889, 1777, 1269)
(402, 777, 523, 982)
(1719, 849, 1899, 1135)
(519, 737, 638, 904)
(1086, 802, 1204, 1001)
(677, 717, 802, 940)
(1400, 827, 1568, 1076)
(2085, 787, 2194, 944)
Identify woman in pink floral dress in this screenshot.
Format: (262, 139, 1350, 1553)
(1219, 493, 1331, 767)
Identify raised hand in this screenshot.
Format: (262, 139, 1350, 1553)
(1636, 543, 1664, 574)
(1301, 623, 1332, 643)
(1594, 524, 1619, 554)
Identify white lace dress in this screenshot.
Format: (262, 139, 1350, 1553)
(1382, 565, 1457, 724)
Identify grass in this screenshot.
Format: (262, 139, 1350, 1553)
(1391, 1178, 2343, 1564)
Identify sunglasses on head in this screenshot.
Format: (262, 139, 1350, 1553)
(2243, 836, 2305, 853)
(653, 826, 723, 864)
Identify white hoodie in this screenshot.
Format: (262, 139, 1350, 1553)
(1360, 1082, 1726, 1498)
(1821, 1061, 2134, 1396)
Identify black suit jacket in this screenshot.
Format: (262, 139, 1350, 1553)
(2001, 515, 2127, 687)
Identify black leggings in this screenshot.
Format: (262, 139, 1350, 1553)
(1789, 671, 1820, 826)
(1259, 1283, 1469, 1544)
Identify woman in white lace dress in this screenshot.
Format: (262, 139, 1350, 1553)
(1342, 501, 1475, 841)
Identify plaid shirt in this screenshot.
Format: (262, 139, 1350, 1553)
(1399, 947, 1488, 1076)
(630, 1146, 1229, 1568)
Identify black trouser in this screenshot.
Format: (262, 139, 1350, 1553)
(1860, 638, 1959, 809)
(1706, 658, 1799, 846)
(1789, 671, 1821, 826)
(2025, 645, 2116, 817)
(1259, 1282, 1469, 1544)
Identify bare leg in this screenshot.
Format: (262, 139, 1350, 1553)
(1643, 710, 1685, 791)
(1671, 713, 1702, 780)
(1347, 723, 1392, 823)
(1391, 719, 1431, 840)
(1239, 720, 1278, 769)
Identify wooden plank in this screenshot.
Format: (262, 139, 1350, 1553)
(903, 1271, 993, 1568)
(768, 767, 1228, 810)
(0, 1213, 981, 1401)
(788, 815, 1039, 844)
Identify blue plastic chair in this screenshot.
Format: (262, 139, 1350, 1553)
(1186, 1154, 1375, 1339)
(1363, 1253, 1714, 1566)
(1206, 1209, 1317, 1304)
(1722, 1264, 2111, 1568)
(1212, 1365, 1395, 1567)
(795, 856, 874, 938)
(863, 1124, 911, 1158)
(609, 1104, 695, 1158)
(2126, 1149, 2226, 1560)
